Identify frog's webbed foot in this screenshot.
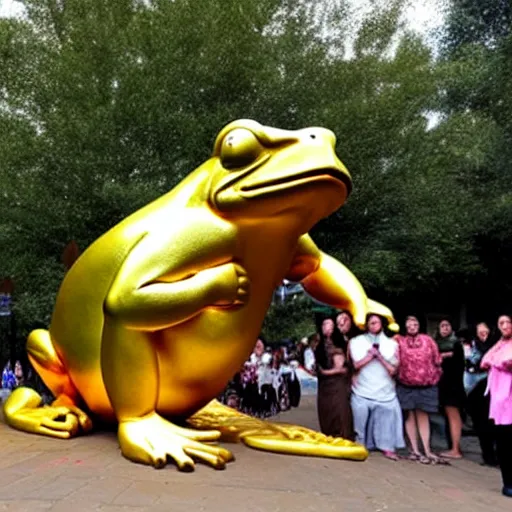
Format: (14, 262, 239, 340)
(241, 423, 368, 461)
(118, 412, 234, 471)
(3, 387, 92, 439)
(189, 400, 368, 461)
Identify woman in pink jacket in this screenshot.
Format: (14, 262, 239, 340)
(481, 314, 512, 498)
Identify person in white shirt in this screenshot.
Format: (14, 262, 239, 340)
(303, 334, 318, 374)
(349, 314, 405, 460)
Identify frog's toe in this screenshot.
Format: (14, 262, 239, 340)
(157, 432, 234, 470)
(46, 405, 92, 435)
(184, 446, 226, 469)
(149, 441, 196, 471)
(40, 413, 80, 437)
(125, 435, 195, 470)
(180, 438, 234, 469)
(118, 414, 233, 471)
(66, 405, 93, 433)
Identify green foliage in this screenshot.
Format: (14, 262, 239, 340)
(261, 296, 316, 342)
(442, 0, 511, 52)
(437, 0, 512, 302)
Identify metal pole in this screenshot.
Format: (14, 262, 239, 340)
(0, 278, 15, 365)
(9, 309, 16, 366)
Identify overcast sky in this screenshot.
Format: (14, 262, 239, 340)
(0, 0, 21, 17)
(1, 0, 446, 32)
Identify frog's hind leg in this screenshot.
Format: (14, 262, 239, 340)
(188, 399, 369, 462)
(3, 329, 92, 438)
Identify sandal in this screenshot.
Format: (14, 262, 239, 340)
(427, 454, 450, 466)
(383, 450, 400, 461)
(408, 452, 431, 464)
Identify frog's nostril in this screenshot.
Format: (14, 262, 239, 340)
(310, 134, 316, 139)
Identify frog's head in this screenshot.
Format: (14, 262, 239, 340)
(207, 120, 352, 227)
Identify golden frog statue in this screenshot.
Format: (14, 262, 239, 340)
(3, 119, 397, 471)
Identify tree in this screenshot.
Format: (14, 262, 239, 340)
(0, 0, 481, 339)
(436, 0, 512, 320)
(262, 296, 317, 343)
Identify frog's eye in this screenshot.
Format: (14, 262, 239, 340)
(220, 128, 263, 170)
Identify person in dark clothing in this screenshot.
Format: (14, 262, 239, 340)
(464, 322, 498, 466)
(334, 310, 361, 352)
(315, 316, 354, 440)
(435, 318, 465, 459)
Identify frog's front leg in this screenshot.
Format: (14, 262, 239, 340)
(102, 230, 244, 470)
(105, 259, 250, 331)
(287, 234, 398, 331)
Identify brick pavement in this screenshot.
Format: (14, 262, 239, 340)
(0, 397, 507, 512)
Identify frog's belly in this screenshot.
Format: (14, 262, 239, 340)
(155, 301, 268, 417)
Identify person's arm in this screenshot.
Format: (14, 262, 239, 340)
(480, 349, 492, 369)
(485, 342, 512, 371)
(349, 336, 378, 371)
(318, 353, 348, 376)
(351, 347, 375, 371)
(497, 358, 512, 371)
(481, 341, 502, 370)
(429, 336, 442, 366)
(374, 346, 399, 376)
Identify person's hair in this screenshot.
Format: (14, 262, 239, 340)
(456, 327, 471, 343)
(403, 314, 426, 335)
(434, 317, 455, 340)
(496, 314, 512, 338)
(438, 317, 453, 328)
(333, 310, 360, 350)
(484, 315, 508, 344)
(365, 313, 387, 331)
(475, 321, 497, 346)
(315, 315, 345, 370)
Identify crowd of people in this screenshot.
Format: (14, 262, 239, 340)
(1, 360, 25, 390)
(305, 310, 512, 499)
(218, 338, 302, 418)
(1, 309, 510, 498)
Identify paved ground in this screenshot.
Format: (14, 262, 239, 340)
(0, 397, 508, 511)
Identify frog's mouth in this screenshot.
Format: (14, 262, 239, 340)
(238, 167, 352, 198)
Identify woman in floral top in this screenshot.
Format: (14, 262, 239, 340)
(397, 316, 445, 464)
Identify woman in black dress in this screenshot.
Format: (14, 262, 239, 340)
(435, 318, 465, 459)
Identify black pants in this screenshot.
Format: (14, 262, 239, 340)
(467, 378, 497, 464)
(496, 424, 512, 488)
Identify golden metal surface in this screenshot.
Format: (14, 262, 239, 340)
(189, 400, 369, 461)
(3, 119, 396, 470)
